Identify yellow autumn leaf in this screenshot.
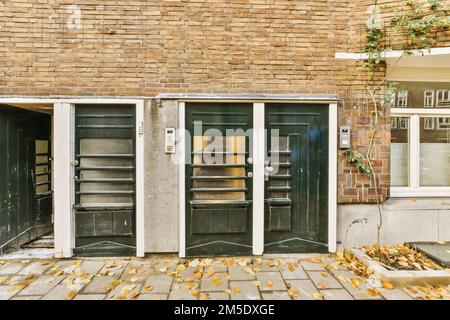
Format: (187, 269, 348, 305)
(351, 278, 360, 289)
(317, 282, 326, 289)
(382, 281, 394, 290)
(306, 258, 322, 264)
(194, 272, 202, 280)
(128, 267, 139, 275)
(9, 283, 28, 292)
(225, 288, 231, 295)
(185, 282, 196, 290)
(24, 275, 34, 281)
(106, 279, 122, 291)
(158, 266, 168, 273)
(224, 274, 230, 280)
(287, 288, 299, 298)
(367, 288, 380, 296)
(252, 281, 261, 287)
(252, 266, 261, 273)
(255, 258, 262, 265)
(233, 287, 241, 294)
(144, 285, 153, 292)
(320, 272, 328, 277)
(287, 263, 296, 271)
(313, 292, 324, 300)
(201, 293, 210, 300)
(40, 261, 52, 266)
(266, 280, 273, 288)
(65, 290, 77, 300)
(212, 277, 222, 286)
(130, 292, 140, 299)
(191, 290, 200, 298)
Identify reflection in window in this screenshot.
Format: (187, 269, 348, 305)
(420, 117, 450, 186)
(391, 117, 409, 187)
(397, 91, 408, 108)
(437, 90, 450, 108)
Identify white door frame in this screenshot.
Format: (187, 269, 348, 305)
(0, 97, 145, 258)
(178, 100, 337, 257)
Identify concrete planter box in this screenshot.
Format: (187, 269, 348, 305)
(351, 248, 450, 286)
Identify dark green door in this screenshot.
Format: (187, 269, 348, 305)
(264, 104, 328, 253)
(74, 104, 136, 256)
(186, 103, 253, 256)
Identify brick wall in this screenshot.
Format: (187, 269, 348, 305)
(0, 0, 449, 203)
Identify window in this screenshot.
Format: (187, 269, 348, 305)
(391, 81, 450, 197)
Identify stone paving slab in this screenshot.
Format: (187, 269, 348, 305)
(280, 265, 308, 280)
(0, 262, 27, 275)
(19, 261, 54, 275)
(229, 265, 255, 281)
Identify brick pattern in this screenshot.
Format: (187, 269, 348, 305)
(0, 0, 449, 203)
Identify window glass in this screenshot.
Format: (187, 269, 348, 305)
(390, 117, 409, 187)
(391, 82, 450, 108)
(420, 117, 450, 186)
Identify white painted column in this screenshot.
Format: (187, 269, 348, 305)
(135, 100, 145, 257)
(328, 103, 338, 253)
(409, 114, 420, 190)
(53, 102, 74, 258)
(178, 102, 186, 258)
(253, 103, 265, 255)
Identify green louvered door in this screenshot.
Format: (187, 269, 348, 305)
(186, 103, 253, 256)
(74, 104, 136, 256)
(264, 104, 328, 253)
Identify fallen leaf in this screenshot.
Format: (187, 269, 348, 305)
(225, 288, 231, 295)
(185, 282, 196, 290)
(130, 277, 138, 283)
(351, 278, 360, 289)
(0, 276, 11, 285)
(65, 290, 77, 300)
(24, 275, 34, 281)
(252, 281, 261, 287)
(191, 290, 200, 299)
(201, 293, 210, 300)
(266, 280, 273, 288)
(287, 263, 296, 271)
(382, 281, 394, 290)
(368, 288, 380, 296)
(9, 283, 28, 292)
(40, 261, 52, 266)
(287, 288, 299, 298)
(255, 258, 262, 265)
(106, 279, 122, 292)
(144, 285, 153, 292)
(320, 272, 328, 277)
(317, 282, 326, 289)
(233, 287, 241, 294)
(306, 258, 322, 264)
(105, 262, 117, 269)
(128, 267, 139, 275)
(224, 274, 230, 280)
(130, 292, 140, 299)
(313, 292, 324, 300)
(212, 277, 222, 286)
(194, 271, 202, 280)
(21, 260, 30, 264)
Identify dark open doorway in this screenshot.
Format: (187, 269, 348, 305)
(0, 104, 53, 255)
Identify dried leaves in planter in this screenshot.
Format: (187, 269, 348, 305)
(335, 249, 372, 279)
(362, 244, 440, 271)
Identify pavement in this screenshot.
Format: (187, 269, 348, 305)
(0, 253, 448, 300)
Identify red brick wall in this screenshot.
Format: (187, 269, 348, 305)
(0, 0, 449, 203)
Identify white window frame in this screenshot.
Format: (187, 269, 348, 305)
(0, 97, 145, 258)
(391, 108, 450, 197)
(423, 90, 435, 108)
